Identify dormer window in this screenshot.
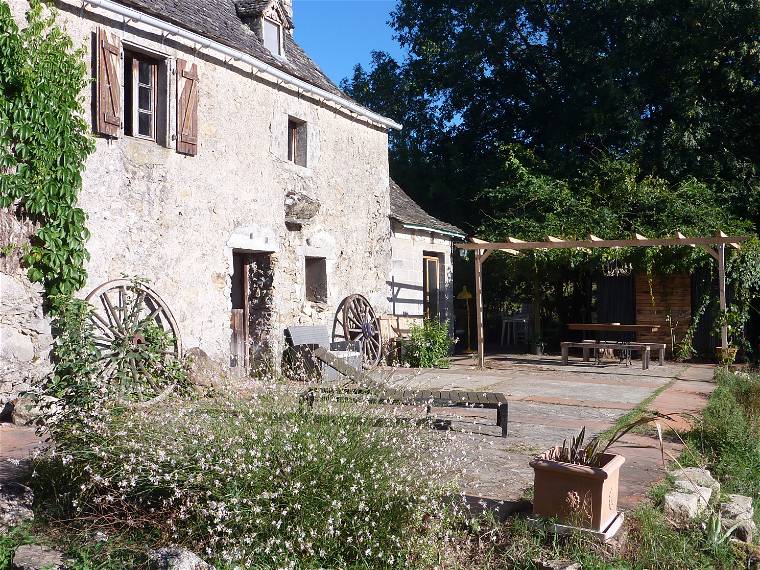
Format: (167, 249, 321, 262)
(263, 17, 282, 56)
(235, 1, 293, 57)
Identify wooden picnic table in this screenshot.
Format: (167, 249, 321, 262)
(567, 323, 660, 333)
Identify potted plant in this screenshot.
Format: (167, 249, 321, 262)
(714, 307, 743, 366)
(530, 415, 665, 532)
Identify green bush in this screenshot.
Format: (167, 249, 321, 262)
(31, 392, 459, 568)
(400, 319, 454, 368)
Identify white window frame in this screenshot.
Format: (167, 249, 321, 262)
(263, 17, 283, 56)
(131, 56, 157, 141)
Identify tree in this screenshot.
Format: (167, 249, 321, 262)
(342, 0, 760, 233)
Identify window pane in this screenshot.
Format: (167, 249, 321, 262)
(138, 112, 152, 137)
(138, 60, 152, 85)
(263, 19, 281, 55)
(138, 85, 152, 111)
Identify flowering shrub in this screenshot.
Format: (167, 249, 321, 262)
(32, 390, 461, 568)
(400, 319, 455, 368)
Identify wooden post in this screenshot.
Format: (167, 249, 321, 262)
(718, 243, 728, 350)
(475, 251, 485, 368)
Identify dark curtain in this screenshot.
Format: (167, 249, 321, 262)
(595, 275, 636, 342)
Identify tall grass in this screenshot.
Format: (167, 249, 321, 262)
(686, 368, 760, 498)
(31, 391, 462, 568)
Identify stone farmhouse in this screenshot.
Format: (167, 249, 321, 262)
(1, 0, 464, 398)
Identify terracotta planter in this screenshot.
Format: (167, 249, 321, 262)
(529, 450, 625, 532)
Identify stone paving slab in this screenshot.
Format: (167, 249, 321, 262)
(385, 355, 711, 515)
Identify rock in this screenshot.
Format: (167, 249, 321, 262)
(0, 482, 34, 531)
(10, 397, 45, 426)
(0, 325, 35, 363)
(0, 274, 28, 305)
(148, 548, 211, 570)
(11, 545, 68, 570)
(673, 480, 713, 505)
(538, 561, 581, 570)
(186, 347, 230, 389)
(663, 489, 710, 524)
(26, 319, 51, 336)
(284, 190, 320, 222)
(721, 494, 756, 543)
(669, 467, 720, 495)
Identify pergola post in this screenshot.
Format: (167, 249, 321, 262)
(718, 243, 728, 350)
(475, 250, 485, 368)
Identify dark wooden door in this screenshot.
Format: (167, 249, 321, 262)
(230, 252, 251, 369)
(423, 255, 441, 320)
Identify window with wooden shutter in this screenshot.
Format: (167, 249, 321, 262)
(95, 27, 121, 137)
(176, 59, 199, 156)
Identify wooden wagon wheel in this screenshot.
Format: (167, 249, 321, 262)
(340, 294, 382, 369)
(85, 279, 182, 407)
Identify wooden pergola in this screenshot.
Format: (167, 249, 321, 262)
(456, 232, 749, 367)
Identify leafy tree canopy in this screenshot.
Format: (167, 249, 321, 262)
(342, 0, 760, 237)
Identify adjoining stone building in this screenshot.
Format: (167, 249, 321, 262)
(2, 0, 465, 398)
(388, 180, 465, 326)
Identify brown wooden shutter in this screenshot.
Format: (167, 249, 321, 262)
(176, 59, 199, 156)
(95, 27, 121, 137)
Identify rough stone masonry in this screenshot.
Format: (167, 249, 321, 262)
(2, 0, 395, 396)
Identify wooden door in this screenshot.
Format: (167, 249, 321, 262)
(423, 255, 441, 320)
(230, 252, 251, 369)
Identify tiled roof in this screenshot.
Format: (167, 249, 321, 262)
(389, 179, 465, 238)
(113, 0, 346, 99)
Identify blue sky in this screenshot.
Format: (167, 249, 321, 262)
(293, 0, 407, 86)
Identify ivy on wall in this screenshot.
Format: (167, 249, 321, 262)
(0, 0, 94, 302)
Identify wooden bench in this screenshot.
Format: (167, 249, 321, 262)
(305, 347, 509, 437)
(561, 341, 652, 370)
(628, 342, 666, 366)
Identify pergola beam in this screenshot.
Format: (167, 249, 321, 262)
(457, 234, 748, 251)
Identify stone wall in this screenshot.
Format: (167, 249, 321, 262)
(6, 1, 392, 366)
(0, 209, 53, 406)
(388, 223, 454, 323)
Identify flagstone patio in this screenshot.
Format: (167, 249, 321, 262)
(378, 354, 715, 516)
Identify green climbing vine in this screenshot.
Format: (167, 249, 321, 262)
(0, 0, 94, 302)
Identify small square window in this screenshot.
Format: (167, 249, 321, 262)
(124, 50, 168, 144)
(263, 18, 282, 56)
(287, 118, 307, 167)
(305, 257, 327, 303)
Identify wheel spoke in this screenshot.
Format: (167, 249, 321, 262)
(91, 311, 119, 339)
(101, 292, 125, 335)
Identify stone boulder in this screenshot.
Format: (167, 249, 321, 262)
(12, 545, 69, 570)
(721, 494, 756, 543)
(663, 485, 712, 524)
(186, 348, 231, 389)
(149, 548, 211, 570)
(669, 467, 720, 495)
(0, 482, 34, 531)
(673, 479, 714, 504)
